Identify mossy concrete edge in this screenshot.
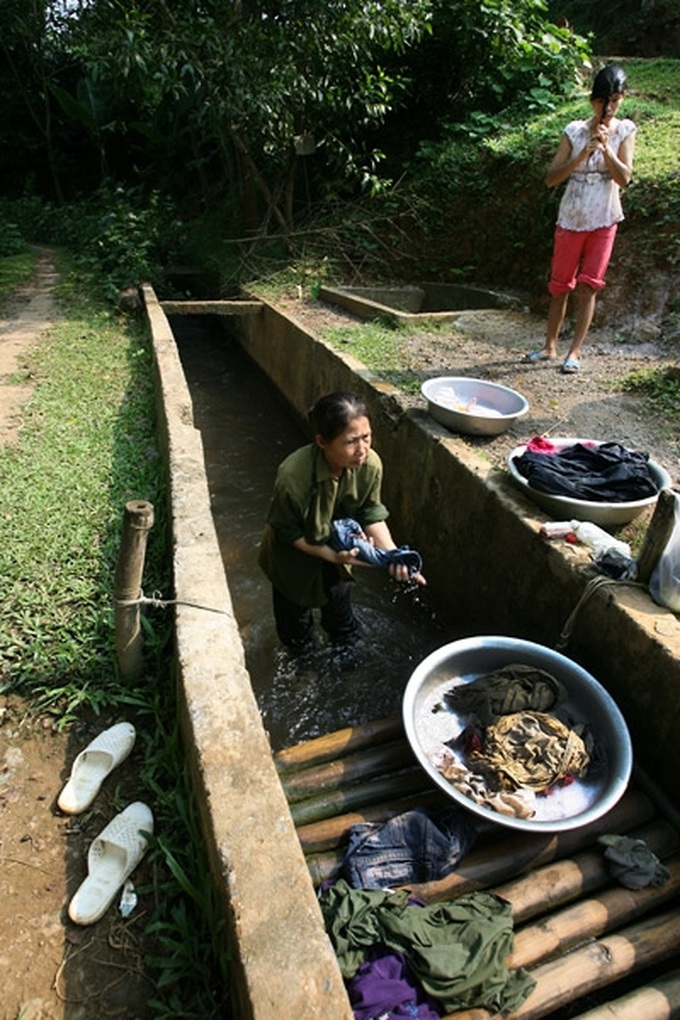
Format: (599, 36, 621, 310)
(143, 285, 354, 1020)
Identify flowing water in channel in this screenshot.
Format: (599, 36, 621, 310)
(172, 315, 453, 751)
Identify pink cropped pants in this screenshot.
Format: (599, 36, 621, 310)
(548, 224, 618, 295)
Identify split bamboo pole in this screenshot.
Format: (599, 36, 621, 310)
(275, 715, 404, 773)
(288, 767, 432, 827)
(569, 966, 680, 1019)
(113, 499, 154, 682)
(495, 819, 680, 924)
(280, 739, 416, 802)
(511, 855, 680, 969)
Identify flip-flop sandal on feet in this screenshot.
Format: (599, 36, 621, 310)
(58, 722, 136, 814)
(523, 350, 552, 364)
(562, 357, 580, 374)
(68, 801, 153, 925)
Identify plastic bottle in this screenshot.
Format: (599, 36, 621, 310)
(569, 520, 631, 558)
(539, 521, 573, 539)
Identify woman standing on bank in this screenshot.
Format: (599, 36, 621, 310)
(524, 64, 636, 374)
(259, 391, 426, 654)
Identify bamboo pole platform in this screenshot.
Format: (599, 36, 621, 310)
(275, 716, 680, 1020)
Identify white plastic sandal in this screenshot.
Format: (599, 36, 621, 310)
(68, 801, 153, 925)
(58, 722, 136, 814)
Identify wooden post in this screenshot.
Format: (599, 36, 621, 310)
(636, 488, 678, 585)
(114, 500, 154, 682)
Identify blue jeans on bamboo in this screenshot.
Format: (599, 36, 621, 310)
(343, 808, 476, 890)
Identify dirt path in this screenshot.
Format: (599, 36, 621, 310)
(283, 293, 680, 493)
(0, 249, 60, 446)
(1, 254, 155, 1020)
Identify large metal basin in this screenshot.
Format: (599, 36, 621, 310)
(403, 636, 632, 833)
(507, 437, 672, 525)
(422, 376, 529, 436)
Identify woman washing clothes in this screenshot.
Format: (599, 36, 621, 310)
(258, 391, 426, 656)
(524, 64, 636, 375)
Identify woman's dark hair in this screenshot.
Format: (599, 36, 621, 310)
(309, 392, 370, 441)
(591, 64, 627, 103)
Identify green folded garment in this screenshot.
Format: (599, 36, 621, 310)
(319, 880, 536, 1014)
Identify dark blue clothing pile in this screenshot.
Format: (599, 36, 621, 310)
(513, 441, 659, 503)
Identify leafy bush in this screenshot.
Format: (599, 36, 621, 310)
(5, 185, 185, 303)
(0, 209, 26, 256)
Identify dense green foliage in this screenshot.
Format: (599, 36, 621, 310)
(547, 0, 680, 56)
(4, 7, 677, 323)
(2, 0, 589, 226)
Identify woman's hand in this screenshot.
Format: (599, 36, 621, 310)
(387, 562, 427, 586)
(334, 547, 360, 565)
(292, 536, 359, 565)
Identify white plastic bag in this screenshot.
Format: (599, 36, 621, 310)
(649, 492, 680, 612)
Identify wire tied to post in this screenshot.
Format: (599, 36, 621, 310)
(113, 588, 232, 617)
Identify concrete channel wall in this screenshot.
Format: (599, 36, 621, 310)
(231, 297, 680, 793)
(143, 286, 354, 1020)
(143, 285, 680, 1017)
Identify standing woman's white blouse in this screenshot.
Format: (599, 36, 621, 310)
(557, 118, 637, 232)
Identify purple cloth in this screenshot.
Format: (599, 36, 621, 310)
(347, 949, 442, 1020)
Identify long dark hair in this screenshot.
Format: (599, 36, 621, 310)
(591, 64, 627, 121)
(308, 392, 370, 441)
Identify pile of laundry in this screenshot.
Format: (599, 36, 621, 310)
(58, 722, 152, 926)
(511, 437, 660, 502)
(430, 663, 594, 820)
(321, 787, 672, 1018)
(320, 807, 536, 1019)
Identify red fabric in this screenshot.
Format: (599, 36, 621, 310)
(524, 436, 597, 454)
(525, 435, 558, 453)
(548, 224, 618, 294)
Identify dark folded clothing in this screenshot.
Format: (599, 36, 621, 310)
(513, 442, 659, 503)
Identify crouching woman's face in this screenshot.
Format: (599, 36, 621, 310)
(316, 415, 372, 476)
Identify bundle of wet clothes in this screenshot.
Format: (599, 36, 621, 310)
(321, 807, 671, 1019)
(319, 806, 537, 1019)
(511, 437, 660, 502)
(430, 663, 594, 820)
(330, 517, 423, 577)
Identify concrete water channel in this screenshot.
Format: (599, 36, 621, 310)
(170, 314, 447, 751)
(144, 286, 680, 1018)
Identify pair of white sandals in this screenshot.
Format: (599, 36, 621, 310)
(58, 722, 153, 926)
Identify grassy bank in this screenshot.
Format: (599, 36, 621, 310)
(0, 253, 229, 1017)
(0, 249, 37, 301)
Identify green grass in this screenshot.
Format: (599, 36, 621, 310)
(322, 318, 431, 394)
(0, 277, 161, 701)
(0, 253, 230, 1017)
(622, 364, 680, 411)
(0, 250, 37, 304)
